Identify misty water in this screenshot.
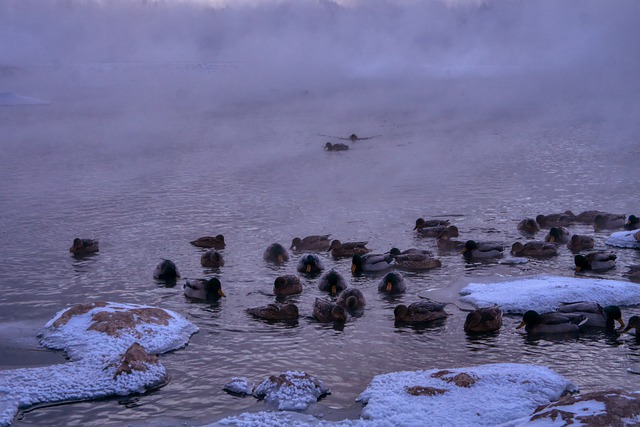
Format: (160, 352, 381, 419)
(1, 0, 640, 425)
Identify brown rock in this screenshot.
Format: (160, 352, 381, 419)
(405, 386, 446, 396)
(113, 342, 159, 379)
(88, 307, 172, 338)
(53, 302, 108, 327)
(431, 370, 477, 387)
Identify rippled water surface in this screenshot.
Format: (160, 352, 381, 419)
(1, 64, 640, 426)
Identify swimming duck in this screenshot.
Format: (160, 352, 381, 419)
(517, 218, 540, 235)
(69, 238, 99, 255)
(556, 302, 624, 330)
(324, 142, 349, 151)
(535, 211, 575, 228)
(394, 300, 448, 324)
(153, 259, 180, 281)
(416, 225, 459, 238)
(544, 227, 570, 244)
(317, 269, 348, 295)
(391, 252, 442, 270)
(463, 306, 503, 333)
(413, 218, 450, 230)
(183, 277, 225, 301)
(462, 240, 504, 259)
(594, 213, 626, 231)
(263, 243, 290, 264)
(566, 234, 595, 252)
(516, 310, 587, 334)
(297, 253, 325, 275)
(622, 316, 640, 334)
(273, 275, 303, 296)
(510, 241, 558, 257)
(624, 215, 640, 230)
(574, 210, 608, 224)
(329, 240, 371, 258)
(436, 230, 465, 251)
(574, 251, 617, 271)
(336, 287, 366, 311)
(312, 298, 347, 323)
(246, 303, 299, 321)
(190, 234, 225, 249)
(290, 235, 332, 251)
(352, 253, 395, 274)
(393, 248, 434, 256)
(200, 250, 225, 268)
(378, 271, 406, 294)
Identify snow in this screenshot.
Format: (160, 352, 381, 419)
(505, 399, 606, 426)
(459, 275, 640, 314)
(605, 230, 640, 249)
(223, 377, 254, 396)
(0, 302, 198, 427)
(253, 371, 330, 411)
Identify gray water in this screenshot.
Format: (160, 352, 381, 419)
(1, 1, 640, 425)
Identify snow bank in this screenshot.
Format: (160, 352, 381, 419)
(606, 230, 640, 249)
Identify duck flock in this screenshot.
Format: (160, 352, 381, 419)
(69, 210, 640, 337)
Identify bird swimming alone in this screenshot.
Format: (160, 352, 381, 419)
(69, 238, 99, 255)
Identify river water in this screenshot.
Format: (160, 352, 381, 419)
(1, 62, 639, 426)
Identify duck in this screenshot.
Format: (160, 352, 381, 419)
(624, 215, 640, 230)
(574, 210, 608, 224)
(378, 271, 406, 294)
(510, 241, 558, 257)
(517, 218, 540, 235)
(352, 253, 395, 274)
(297, 253, 325, 275)
(594, 213, 626, 231)
(153, 259, 180, 281)
(312, 298, 347, 323)
(394, 300, 448, 324)
(462, 240, 504, 259)
(463, 306, 503, 333)
(416, 224, 459, 238)
(336, 287, 366, 311)
(622, 316, 640, 334)
(290, 235, 332, 251)
(566, 234, 595, 252)
(324, 142, 349, 151)
(544, 227, 570, 244)
(273, 275, 303, 296)
(69, 238, 99, 255)
(574, 251, 617, 271)
(329, 240, 371, 258)
(183, 277, 225, 301)
(317, 269, 348, 295)
(200, 250, 225, 268)
(190, 234, 225, 249)
(516, 310, 587, 334)
(625, 265, 640, 280)
(413, 218, 450, 230)
(436, 229, 465, 251)
(263, 243, 290, 264)
(389, 251, 442, 270)
(246, 303, 299, 321)
(556, 302, 625, 330)
(535, 211, 575, 228)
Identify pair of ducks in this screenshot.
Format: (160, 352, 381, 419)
(516, 302, 625, 334)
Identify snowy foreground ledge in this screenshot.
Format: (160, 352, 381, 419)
(0, 301, 198, 427)
(459, 275, 640, 314)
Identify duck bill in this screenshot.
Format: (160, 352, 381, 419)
(549, 236, 555, 243)
(218, 289, 226, 297)
(617, 318, 626, 328)
(516, 320, 526, 329)
(386, 282, 393, 292)
(277, 255, 283, 264)
(331, 285, 336, 295)
(460, 248, 467, 254)
(575, 266, 582, 272)
(306, 265, 312, 273)
(351, 264, 357, 274)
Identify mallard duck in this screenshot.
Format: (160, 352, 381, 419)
(200, 250, 225, 268)
(622, 316, 640, 334)
(378, 271, 406, 294)
(352, 253, 395, 274)
(329, 240, 371, 258)
(153, 259, 180, 281)
(297, 253, 325, 275)
(624, 215, 640, 230)
(566, 234, 595, 252)
(574, 210, 607, 224)
(574, 251, 617, 271)
(313, 298, 346, 323)
(535, 211, 575, 228)
(462, 240, 504, 259)
(190, 234, 225, 249)
(516, 310, 587, 334)
(594, 213, 626, 231)
(263, 243, 290, 264)
(324, 142, 349, 151)
(290, 235, 332, 251)
(396, 248, 434, 256)
(517, 218, 540, 235)
(436, 232, 465, 251)
(69, 238, 99, 255)
(336, 287, 366, 311)
(394, 300, 448, 323)
(413, 218, 450, 230)
(556, 302, 624, 330)
(510, 241, 558, 257)
(544, 227, 570, 244)
(625, 265, 640, 280)
(391, 252, 442, 270)
(246, 303, 299, 321)
(416, 225, 459, 238)
(183, 277, 225, 301)
(318, 269, 348, 295)
(464, 306, 503, 333)
(273, 275, 302, 296)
